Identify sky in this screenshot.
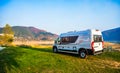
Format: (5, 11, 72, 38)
(0, 0, 120, 34)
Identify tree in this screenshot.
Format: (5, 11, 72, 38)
(3, 24, 14, 35)
(1, 24, 14, 46)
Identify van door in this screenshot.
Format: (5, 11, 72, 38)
(57, 44, 65, 50)
(93, 35, 103, 52)
(63, 36, 78, 51)
(58, 36, 78, 51)
(55, 37, 64, 50)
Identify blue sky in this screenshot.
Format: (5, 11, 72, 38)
(0, 0, 120, 34)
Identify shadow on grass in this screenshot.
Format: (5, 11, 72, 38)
(0, 47, 19, 73)
(25, 47, 53, 53)
(57, 52, 79, 57)
(21, 46, 79, 58)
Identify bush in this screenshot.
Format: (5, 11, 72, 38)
(103, 46, 113, 52)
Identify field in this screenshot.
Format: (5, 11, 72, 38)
(104, 42, 120, 51)
(12, 41, 54, 46)
(0, 45, 120, 73)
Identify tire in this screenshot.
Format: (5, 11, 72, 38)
(53, 47, 58, 53)
(79, 50, 86, 59)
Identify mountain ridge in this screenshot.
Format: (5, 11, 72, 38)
(0, 26, 58, 41)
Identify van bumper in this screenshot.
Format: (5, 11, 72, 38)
(87, 49, 103, 55)
(94, 50, 103, 55)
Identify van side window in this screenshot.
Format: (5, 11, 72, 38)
(61, 36, 78, 44)
(94, 35, 102, 42)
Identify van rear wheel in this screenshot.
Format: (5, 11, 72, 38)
(53, 47, 58, 53)
(79, 50, 86, 59)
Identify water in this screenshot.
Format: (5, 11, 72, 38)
(0, 47, 5, 51)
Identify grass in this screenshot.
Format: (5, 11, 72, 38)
(0, 46, 120, 73)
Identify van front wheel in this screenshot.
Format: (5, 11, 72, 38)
(79, 50, 86, 59)
(53, 47, 58, 53)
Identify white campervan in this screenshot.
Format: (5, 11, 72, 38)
(53, 29, 104, 58)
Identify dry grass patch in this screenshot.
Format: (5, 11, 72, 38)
(12, 41, 54, 46)
(104, 42, 120, 49)
(101, 60, 120, 69)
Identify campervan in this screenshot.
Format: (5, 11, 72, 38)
(53, 29, 104, 58)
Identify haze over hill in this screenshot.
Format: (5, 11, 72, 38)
(0, 26, 58, 41)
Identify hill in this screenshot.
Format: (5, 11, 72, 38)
(102, 27, 120, 43)
(0, 26, 58, 41)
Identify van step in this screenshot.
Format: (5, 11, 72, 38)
(94, 51, 103, 55)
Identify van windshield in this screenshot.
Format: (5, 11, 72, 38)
(93, 35, 102, 42)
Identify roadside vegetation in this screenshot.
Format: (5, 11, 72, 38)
(0, 24, 14, 46)
(0, 46, 120, 73)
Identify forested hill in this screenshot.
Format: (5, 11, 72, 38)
(0, 26, 58, 41)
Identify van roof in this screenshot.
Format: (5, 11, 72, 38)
(59, 29, 101, 37)
(60, 29, 90, 37)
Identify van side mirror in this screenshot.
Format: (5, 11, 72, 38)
(58, 40, 61, 44)
(55, 40, 61, 44)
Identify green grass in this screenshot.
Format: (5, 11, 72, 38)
(0, 46, 120, 73)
